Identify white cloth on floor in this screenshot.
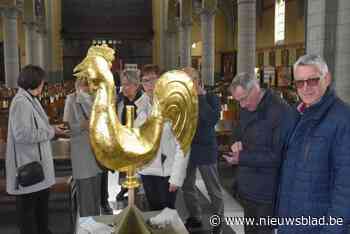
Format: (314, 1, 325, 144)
(149, 207, 179, 229)
(77, 217, 114, 234)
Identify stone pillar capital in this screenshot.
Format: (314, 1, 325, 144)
(199, 8, 217, 17)
(1, 6, 20, 19)
(167, 28, 178, 35)
(237, 0, 256, 4)
(37, 22, 47, 34)
(23, 21, 46, 34)
(174, 17, 181, 27)
(180, 19, 192, 27)
(167, 18, 179, 34)
(166, 29, 178, 37)
(23, 20, 37, 29)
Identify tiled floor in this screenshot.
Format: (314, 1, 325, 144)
(0, 165, 244, 234)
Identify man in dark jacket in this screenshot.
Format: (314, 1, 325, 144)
(277, 54, 350, 234)
(223, 72, 296, 234)
(182, 67, 224, 234)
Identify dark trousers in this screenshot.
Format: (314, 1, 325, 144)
(237, 194, 274, 234)
(100, 171, 109, 206)
(182, 163, 224, 219)
(141, 175, 177, 211)
(76, 175, 101, 217)
(16, 188, 51, 234)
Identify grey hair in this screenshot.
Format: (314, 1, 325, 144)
(74, 79, 87, 91)
(230, 72, 258, 92)
(294, 54, 329, 78)
(182, 67, 200, 81)
(121, 69, 141, 86)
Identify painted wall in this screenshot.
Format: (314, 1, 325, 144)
(191, 41, 202, 57)
(285, 0, 304, 45)
(191, 14, 201, 61)
(256, 5, 274, 49)
(255, 0, 305, 66)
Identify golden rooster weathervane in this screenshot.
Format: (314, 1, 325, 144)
(73, 44, 198, 233)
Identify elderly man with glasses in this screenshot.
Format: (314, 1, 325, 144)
(277, 54, 350, 234)
(223, 72, 296, 234)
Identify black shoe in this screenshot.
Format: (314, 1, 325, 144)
(116, 188, 128, 201)
(101, 203, 113, 215)
(185, 217, 202, 230)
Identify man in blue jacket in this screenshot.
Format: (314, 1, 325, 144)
(223, 72, 296, 234)
(182, 67, 224, 234)
(277, 54, 350, 234)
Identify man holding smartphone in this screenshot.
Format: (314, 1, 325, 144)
(223, 72, 296, 234)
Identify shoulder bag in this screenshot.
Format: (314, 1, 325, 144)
(15, 103, 44, 188)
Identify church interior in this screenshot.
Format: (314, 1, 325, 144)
(1, 0, 350, 234)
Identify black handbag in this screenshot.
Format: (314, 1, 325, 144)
(16, 161, 44, 187)
(15, 110, 45, 188)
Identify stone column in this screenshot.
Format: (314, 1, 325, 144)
(200, 9, 216, 86)
(24, 22, 47, 69)
(24, 21, 38, 65)
(37, 27, 47, 70)
(179, 0, 192, 68)
(1, 8, 20, 88)
(179, 21, 192, 68)
(306, 0, 335, 72)
(166, 0, 179, 70)
(166, 30, 178, 70)
(335, 0, 350, 103)
(158, 0, 166, 70)
(237, 0, 256, 74)
(45, 0, 53, 75)
(307, 0, 350, 103)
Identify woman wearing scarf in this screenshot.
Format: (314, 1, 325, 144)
(115, 69, 150, 201)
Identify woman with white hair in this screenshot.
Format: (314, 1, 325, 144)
(115, 69, 150, 201)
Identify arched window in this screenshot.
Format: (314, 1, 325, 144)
(275, 0, 285, 45)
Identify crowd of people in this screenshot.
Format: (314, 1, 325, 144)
(5, 54, 350, 234)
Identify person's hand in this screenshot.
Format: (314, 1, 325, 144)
(80, 120, 89, 130)
(54, 126, 65, 135)
(197, 85, 206, 95)
(231, 141, 243, 153)
(169, 184, 178, 192)
(222, 152, 240, 165)
(54, 125, 70, 137)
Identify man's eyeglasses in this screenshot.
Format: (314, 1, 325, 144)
(293, 77, 321, 89)
(236, 88, 253, 104)
(141, 79, 155, 84)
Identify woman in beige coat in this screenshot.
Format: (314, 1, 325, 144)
(63, 79, 102, 217)
(6, 65, 65, 234)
